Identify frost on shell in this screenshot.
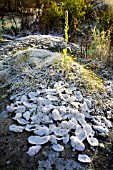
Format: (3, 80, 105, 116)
(78, 154, 91, 163)
(28, 136, 50, 145)
(87, 136, 99, 146)
(9, 124, 24, 132)
(26, 145, 41, 156)
(52, 144, 64, 152)
(70, 136, 85, 151)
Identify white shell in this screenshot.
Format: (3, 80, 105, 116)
(26, 145, 41, 156)
(28, 92, 37, 98)
(67, 96, 76, 103)
(23, 102, 35, 109)
(13, 113, 22, 120)
(21, 95, 28, 103)
(34, 126, 49, 136)
(87, 136, 99, 146)
(28, 135, 50, 145)
(23, 111, 31, 120)
(63, 134, 70, 144)
(101, 117, 112, 127)
(6, 104, 15, 112)
(83, 124, 94, 136)
(75, 91, 83, 101)
(52, 109, 62, 121)
(15, 106, 26, 113)
(84, 98, 92, 108)
(46, 95, 59, 101)
(54, 127, 69, 136)
(37, 97, 44, 105)
(9, 124, 24, 132)
(50, 135, 57, 144)
(42, 104, 54, 113)
(52, 144, 64, 152)
(78, 154, 91, 163)
(16, 118, 29, 125)
(70, 136, 85, 151)
(93, 125, 109, 133)
(25, 124, 39, 131)
(75, 125, 87, 141)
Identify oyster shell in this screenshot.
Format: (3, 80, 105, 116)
(52, 109, 62, 121)
(26, 145, 41, 156)
(6, 104, 15, 112)
(78, 154, 91, 163)
(54, 127, 69, 136)
(16, 118, 29, 125)
(75, 125, 87, 141)
(28, 135, 50, 145)
(70, 136, 85, 151)
(13, 113, 22, 120)
(93, 125, 109, 133)
(83, 124, 94, 136)
(52, 144, 64, 152)
(34, 126, 49, 136)
(23, 111, 31, 120)
(21, 95, 28, 103)
(87, 136, 99, 146)
(28, 92, 37, 98)
(25, 124, 39, 131)
(15, 106, 26, 113)
(63, 134, 70, 144)
(9, 124, 24, 132)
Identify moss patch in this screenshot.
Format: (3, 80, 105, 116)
(74, 62, 105, 93)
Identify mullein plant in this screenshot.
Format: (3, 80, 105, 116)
(62, 10, 73, 75)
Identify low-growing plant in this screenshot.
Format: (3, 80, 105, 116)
(89, 26, 111, 65)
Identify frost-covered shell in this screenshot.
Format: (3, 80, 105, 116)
(75, 125, 87, 141)
(46, 95, 59, 101)
(23, 111, 31, 120)
(21, 95, 28, 103)
(23, 102, 36, 109)
(70, 136, 85, 151)
(83, 124, 94, 136)
(75, 91, 83, 101)
(13, 113, 22, 120)
(25, 124, 39, 131)
(16, 118, 29, 125)
(87, 136, 99, 146)
(78, 154, 91, 163)
(84, 98, 92, 108)
(101, 117, 112, 127)
(63, 134, 70, 144)
(28, 92, 37, 98)
(34, 126, 49, 136)
(52, 109, 62, 121)
(67, 96, 76, 103)
(6, 104, 15, 112)
(15, 106, 26, 113)
(93, 125, 109, 133)
(50, 135, 57, 144)
(26, 145, 41, 156)
(54, 127, 69, 136)
(42, 104, 54, 113)
(52, 144, 64, 152)
(28, 135, 50, 145)
(9, 124, 24, 132)
(37, 97, 44, 105)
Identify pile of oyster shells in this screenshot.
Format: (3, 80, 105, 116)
(7, 81, 112, 163)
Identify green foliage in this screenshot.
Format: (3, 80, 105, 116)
(89, 26, 111, 64)
(62, 0, 86, 22)
(0, 35, 3, 42)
